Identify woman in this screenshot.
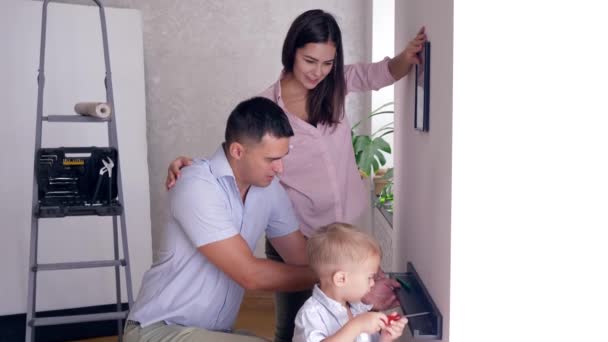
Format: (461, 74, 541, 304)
(166, 10, 426, 342)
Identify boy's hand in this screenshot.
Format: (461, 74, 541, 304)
(379, 313, 408, 342)
(350, 312, 388, 335)
(382, 312, 401, 325)
(325, 312, 388, 342)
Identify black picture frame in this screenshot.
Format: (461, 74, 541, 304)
(414, 41, 430, 132)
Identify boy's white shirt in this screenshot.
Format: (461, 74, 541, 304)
(293, 284, 378, 342)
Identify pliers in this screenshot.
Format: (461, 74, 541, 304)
(91, 157, 114, 204)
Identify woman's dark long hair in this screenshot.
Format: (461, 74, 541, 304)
(281, 9, 346, 127)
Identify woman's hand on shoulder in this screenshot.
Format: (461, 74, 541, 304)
(166, 156, 193, 190)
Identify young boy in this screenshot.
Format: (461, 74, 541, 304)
(293, 223, 407, 342)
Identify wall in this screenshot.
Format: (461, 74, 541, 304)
(393, 1, 608, 342)
(393, 0, 453, 341)
(2, 0, 374, 317)
(0, 0, 152, 315)
(450, 1, 608, 341)
(49, 0, 374, 259)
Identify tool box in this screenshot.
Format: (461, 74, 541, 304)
(36, 146, 122, 217)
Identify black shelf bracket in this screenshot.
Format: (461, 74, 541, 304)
(389, 262, 443, 340)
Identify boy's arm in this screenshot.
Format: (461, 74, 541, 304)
(293, 306, 331, 342)
(324, 312, 388, 342)
(322, 322, 364, 342)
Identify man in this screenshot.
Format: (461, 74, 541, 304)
(125, 97, 316, 341)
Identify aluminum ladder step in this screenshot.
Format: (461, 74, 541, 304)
(43, 115, 110, 123)
(29, 311, 128, 326)
(34, 259, 126, 271)
(26, 1, 135, 341)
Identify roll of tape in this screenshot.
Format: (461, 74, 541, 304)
(74, 102, 112, 119)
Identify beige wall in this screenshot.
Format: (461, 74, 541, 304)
(50, 0, 374, 259)
(393, 0, 453, 341)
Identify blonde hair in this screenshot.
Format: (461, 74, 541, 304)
(307, 222, 381, 276)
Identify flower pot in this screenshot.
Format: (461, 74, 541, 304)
(373, 169, 389, 196)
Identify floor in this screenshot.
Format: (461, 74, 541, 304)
(73, 291, 275, 342)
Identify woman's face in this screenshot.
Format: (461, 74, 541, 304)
(292, 42, 336, 90)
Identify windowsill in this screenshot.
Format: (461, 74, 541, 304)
(376, 204, 393, 227)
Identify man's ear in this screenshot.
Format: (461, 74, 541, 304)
(228, 141, 246, 160)
(332, 271, 348, 287)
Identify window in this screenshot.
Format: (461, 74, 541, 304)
(372, 0, 395, 221)
(372, 0, 395, 169)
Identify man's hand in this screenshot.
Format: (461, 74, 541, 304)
(361, 270, 401, 311)
(166, 156, 193, 189)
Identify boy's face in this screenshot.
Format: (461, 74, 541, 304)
(344, 255, 381, 301)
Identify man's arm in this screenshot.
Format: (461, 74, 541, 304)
(269, 229, 308, 265)
(171, 172, 316, 292)
(199, 233, 316, 292)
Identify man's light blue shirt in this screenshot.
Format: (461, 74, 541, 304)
(129, 146, 299, 330)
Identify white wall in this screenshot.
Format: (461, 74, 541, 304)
(393, 1, 608, 342)
(393, 0, 453, 341)
(0, 1, 152, 315)
(451, 1, 608, 341)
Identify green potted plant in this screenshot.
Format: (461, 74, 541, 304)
(376, 167, 393, 212)
(351, 102, 395, 210)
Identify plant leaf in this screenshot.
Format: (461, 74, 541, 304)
(352, 110, 394, 131)
(383, 167, 394, 180)
(377, 129, 394, 138)
(371, 102, 394, 114)
(356, 136, 391, 175)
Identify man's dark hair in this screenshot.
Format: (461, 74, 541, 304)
(225, 97, 294, 145)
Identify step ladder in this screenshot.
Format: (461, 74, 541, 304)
(26, 1, 134, 341)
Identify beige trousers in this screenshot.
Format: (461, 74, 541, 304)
(123, 321, 269, 342)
